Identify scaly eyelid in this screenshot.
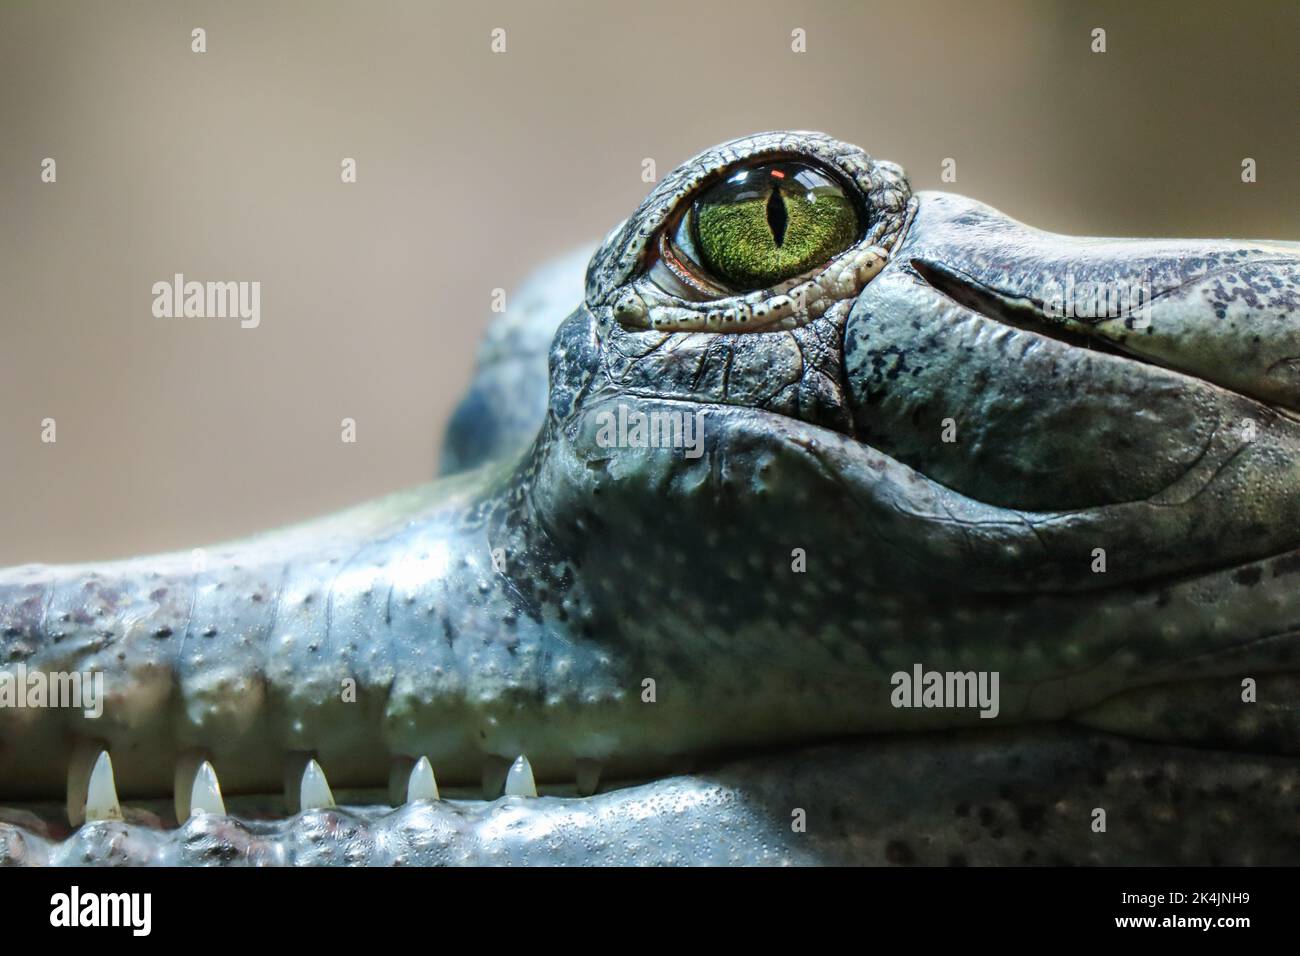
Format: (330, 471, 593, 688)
(612, 243, 890, 333)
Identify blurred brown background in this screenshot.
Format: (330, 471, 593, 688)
(1, 0, 1296, 564)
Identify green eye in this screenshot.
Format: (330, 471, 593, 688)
(687, 162, 860, 290)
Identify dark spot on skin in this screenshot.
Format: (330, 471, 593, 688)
(1017, 804, 1047, 835)
(202, 627, 218, 637)
(1234, 567, 1263, 587)
(153, 626, 173, 639)
(1, 627, 20, 638)
(1271, 553, 1300, 578)
(884, 839, 914, 864)
(149, 588, 168, 601)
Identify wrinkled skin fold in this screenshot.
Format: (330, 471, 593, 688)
(2, 131, 1299, 865)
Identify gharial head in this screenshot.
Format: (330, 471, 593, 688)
(5, 131, 1300, 866)
(497, 129, 1300, 752)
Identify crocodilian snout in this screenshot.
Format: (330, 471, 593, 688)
(906, 192, 1300, 408)
(841, 191, 1300, 514)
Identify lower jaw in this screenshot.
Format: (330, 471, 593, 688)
(5, 724, 1299, 865)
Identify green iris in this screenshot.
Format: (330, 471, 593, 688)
(691, 162, 859, 290)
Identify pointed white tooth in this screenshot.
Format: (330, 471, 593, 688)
(406, 756, 440, 803)
(388, 757, 415, 807)
(299, 759, 335, 810)
(503, 755, 537, 797)
(84, 750, 123, 822)
(481, 755, 511, 798)
(188, 760, 226, 818)
(575, 758, 602, 797)
(283, 752, 312, 814)
(66, 740, 102, 826)
(174, 751, 205, 822)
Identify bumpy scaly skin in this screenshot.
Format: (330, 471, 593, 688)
(2, 131, 1299, 865)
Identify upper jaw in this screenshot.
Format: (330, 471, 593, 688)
(839, 191, 1300, 527)
(891, 190, 1300, 409)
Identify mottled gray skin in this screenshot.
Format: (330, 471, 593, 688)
(3, 131, 1300, 865)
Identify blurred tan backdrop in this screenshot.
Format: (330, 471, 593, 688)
(2, 0, 1297, 563)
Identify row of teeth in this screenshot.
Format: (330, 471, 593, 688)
(66, 746, 592, 827)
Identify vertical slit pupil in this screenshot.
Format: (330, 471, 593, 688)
(766, 184, 788, 247)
